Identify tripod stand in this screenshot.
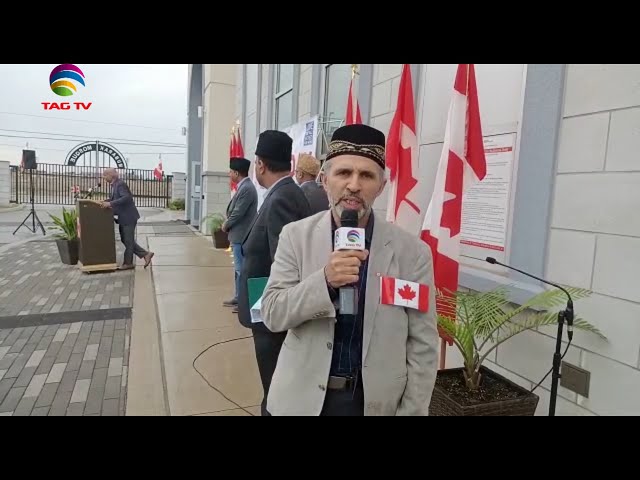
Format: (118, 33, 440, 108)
(13, 168, 46, 236)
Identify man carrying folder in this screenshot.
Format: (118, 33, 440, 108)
(237, 130, 311, 416)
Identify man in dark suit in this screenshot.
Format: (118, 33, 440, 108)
(221, 157, 257, 313)
(101, 168, 154, 270)
(295, 153, 329, 215)
(237, 130, 311, 416)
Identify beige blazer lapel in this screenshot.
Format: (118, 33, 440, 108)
(363, 215, 393, 360)
(310, 211, 333, 274)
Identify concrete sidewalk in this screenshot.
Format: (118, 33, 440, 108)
(127, 232, 262, 416)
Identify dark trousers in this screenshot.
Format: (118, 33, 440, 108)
(119, 223, 148, 265)
(320, 375, 365, 416)
(251, 329, 286, 416)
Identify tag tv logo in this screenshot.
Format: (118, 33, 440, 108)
(42, 64, 92, 111)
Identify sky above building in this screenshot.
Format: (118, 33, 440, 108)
(0, 64, 188, 174)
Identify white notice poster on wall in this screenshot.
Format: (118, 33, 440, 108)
(460, 133, 516, 264)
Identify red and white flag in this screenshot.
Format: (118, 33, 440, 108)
(153, 160, 163, 180)
(230, 126, 245, 197)
(380, 276, 429, 312)
(386, 64, 422, 235)
(420, 64, 487, 320)
(234, 126, 245, 157)
(345, 77, 362, 125)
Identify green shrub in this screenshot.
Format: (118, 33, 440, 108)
(48, 207, 78, 241)
(169, 198, 185, 210)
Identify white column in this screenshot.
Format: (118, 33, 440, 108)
(0, 161, 10, 207)
(171, 172, 186, 201)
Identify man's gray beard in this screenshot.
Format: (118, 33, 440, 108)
(331, 198, 370, 221)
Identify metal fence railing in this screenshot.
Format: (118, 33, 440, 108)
(10, 164, 172, 208)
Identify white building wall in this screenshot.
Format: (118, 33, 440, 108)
(541, 64, 640, 415)
(230, 64, 640, 414)
(171, 172, 186, 202)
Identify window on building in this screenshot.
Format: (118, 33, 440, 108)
(320, 64, 352, 154)
(274, 64, 294, 130)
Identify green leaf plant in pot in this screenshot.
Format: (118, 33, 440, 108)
(429, 286, 606, 416)
(48, 207, 79, 265)
(205, 212, 229, 249)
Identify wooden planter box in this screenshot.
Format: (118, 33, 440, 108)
(429, 366, 539, 416)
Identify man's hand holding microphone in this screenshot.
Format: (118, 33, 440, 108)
(324, 209, 367, 315)
(324, 250, 368, 289)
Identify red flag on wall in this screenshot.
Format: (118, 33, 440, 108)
(345, 76, 362, 125)
(420, 64, 487, 342)
(229, 127, 238, 196)
(235, 125, 244, 157)
(385, 64, 422, 235)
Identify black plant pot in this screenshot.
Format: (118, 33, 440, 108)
(56, 238, 79, 265)
(213, 230, 230, 249)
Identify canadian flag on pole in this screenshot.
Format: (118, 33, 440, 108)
(235, 125, 244, 157)
(230, 125, 245, 197)
(420, 64, 487, 325)
(380, 276, 429, 312)
(386, 64, 422, 235)
(345, 72, 362, 125)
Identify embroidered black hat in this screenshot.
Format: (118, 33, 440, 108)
(326, 124, 385, 170)
(255, 130, 293, 167)
(229, 157, 250, 174)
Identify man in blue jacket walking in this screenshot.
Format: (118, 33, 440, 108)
(101, 168, 154, 270)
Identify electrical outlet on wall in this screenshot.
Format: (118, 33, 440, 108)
(560, 361, 591, 398)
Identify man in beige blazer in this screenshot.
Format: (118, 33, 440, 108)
(261, 124, 439, 416)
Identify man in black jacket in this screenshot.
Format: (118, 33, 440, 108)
(237, 130, 311, 416)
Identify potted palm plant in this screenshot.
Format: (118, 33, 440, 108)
(205, 212, 229, 249)
(48, 207, 79, 265)
(429, 286, 605, 416)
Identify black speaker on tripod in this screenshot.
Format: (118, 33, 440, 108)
(22, 149, 37, 170)
(13, 150, 46, 236)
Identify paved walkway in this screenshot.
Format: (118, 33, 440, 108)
(127, 232, 263, 416)
(0, 202, 262, 417)
(0, 318, 131, 416)
(0, 205, 190, 416)
(0, 241, 133, 318)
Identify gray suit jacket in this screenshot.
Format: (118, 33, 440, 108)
(261, 210, 439, 416)
(108, 178, 140, 226)
(300, 181, 329, 215)
(224, 178, 257, 244)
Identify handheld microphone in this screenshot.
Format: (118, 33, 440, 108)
(334, 209, 364, 315)
(485, 257, 573, 337)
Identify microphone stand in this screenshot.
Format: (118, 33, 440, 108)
(485, 257, 573, 417)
